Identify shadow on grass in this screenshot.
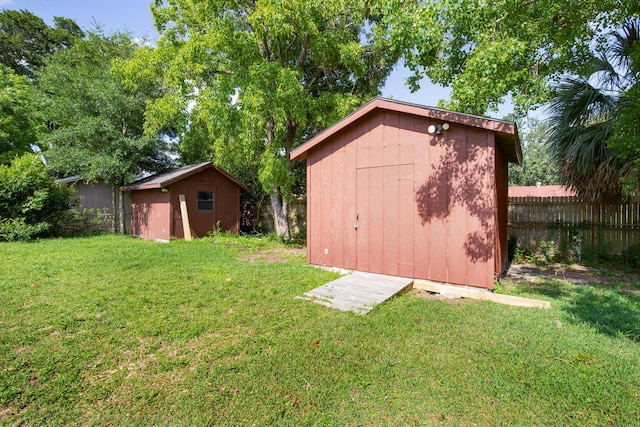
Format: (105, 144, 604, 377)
(513, 277, 640, 342)
(565, 287, 640, 342)
(511, 278, 572, 300)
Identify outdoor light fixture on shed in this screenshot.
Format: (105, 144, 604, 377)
(428, 123, 450, 135)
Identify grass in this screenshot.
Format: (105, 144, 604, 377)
(1, 235, 640, 426)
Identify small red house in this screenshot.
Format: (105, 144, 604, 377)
(122, 162, 249, 241)
(291, 98, 522, 289)
(508, 185, 576, 198)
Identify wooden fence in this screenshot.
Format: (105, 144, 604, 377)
(508, 197, 640, 256)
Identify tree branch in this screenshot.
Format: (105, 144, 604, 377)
(277, 37, 285, 67)
(296, 34, 310, 69)
(262, 35, 271, 60)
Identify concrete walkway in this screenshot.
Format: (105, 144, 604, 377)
(296, 271, 413, 315)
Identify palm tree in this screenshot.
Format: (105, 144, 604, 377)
(547, 18, 639, 201)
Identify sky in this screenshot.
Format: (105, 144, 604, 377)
(1, 0, 513, 118)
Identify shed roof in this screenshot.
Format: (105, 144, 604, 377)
(56, 176, 82, 185)
(121, 162, 250, 192)
(508, 185, 576, 198)
(290, 97, 522, 165)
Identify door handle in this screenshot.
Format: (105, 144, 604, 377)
(355, 213, 359, 229)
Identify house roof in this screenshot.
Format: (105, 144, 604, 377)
(56, 176, 82, 184)
(121, 162, 250, 192)
(290, 97, 522, 165)
(508, 185, 576, 198)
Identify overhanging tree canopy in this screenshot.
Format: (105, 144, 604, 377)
(399, 0, 639, 115)
(126, 0, 403, 238)
(0, 9, 84, 78)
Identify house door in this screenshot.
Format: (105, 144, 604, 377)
(355, 165, 414, 277)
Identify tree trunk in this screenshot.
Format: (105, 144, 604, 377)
(270, 191, 290, 239)
(265, 115, 291, 239)
(118, 188, 126, 235)
(111, 187, 117, 233)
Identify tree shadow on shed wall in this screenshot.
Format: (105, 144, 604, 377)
(414, 137, 494, 262)
(131, 202, 153, 236)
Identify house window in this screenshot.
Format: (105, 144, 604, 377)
(197, 191, 214, 212)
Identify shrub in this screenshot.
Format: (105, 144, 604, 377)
(56, 208, 108, 237)
(534, 240, 557, 266)
(0, 217, 49, 241)
(0, 154, 76, 241)
(621, 244, 640, 268)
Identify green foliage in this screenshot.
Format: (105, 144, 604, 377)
(0, 217, 49, 241)
(55, 208, 109, 238)
(127, 0, 402, 236)
(534, 240, 558, 266)
(0, 65, 42, 164)
(508, 117, 560, 186)
(396, 0, 639, 115)
(621, 244, 640, 268)
(0, 154, 75, 240)
(547, 18, 640, 200)
(607, 26, 640, 197)
(0, 9, 84, 78)
(37, 31, 174, 187)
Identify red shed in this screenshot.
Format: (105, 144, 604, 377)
(291, 98, 522, 289)
(122, 162, 249, 241)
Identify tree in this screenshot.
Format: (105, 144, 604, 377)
(37, 31, 174, 234)
(607, 24, 640, 196)
(0, 65, 42, 164)
(547, 18, 639, 200)
(127, 0, 402, 238)
(508, 118, 560, 186)
(0, 9, 84, 78)
(395, 0, 639, 115)
(0, 153, 75, 241)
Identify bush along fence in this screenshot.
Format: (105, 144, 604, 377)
(508, 196, 640, 259)
(241, 196, 306, 236)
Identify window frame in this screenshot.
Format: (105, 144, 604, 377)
(196, 190, 214, 212)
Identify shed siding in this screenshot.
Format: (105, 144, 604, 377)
(129, 167, 242, 241)
(343, 126, 358, 270)
(71, 179, 131, 229)
(74, 180, 112, 212)
(331, 132, 346, 268)
(131, 190, 170, 241)
(170, 169, 242, 238)
(494, 143, 509, 276)
(413, 115, 430, 280)
(307, 150, 322, 265)
(307, 109, 498, 288)
(319, 140, 334, 266)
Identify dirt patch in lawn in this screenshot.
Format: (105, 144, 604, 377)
(238, 246, 306, 263)
(506, 263, 640, 287)
(414, 289, 469, 304)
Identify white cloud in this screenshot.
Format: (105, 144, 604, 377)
(132, 37, 155, 48)
(0, 0, 14, 6)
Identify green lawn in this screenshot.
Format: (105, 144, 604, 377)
(1, 235, 639, 426)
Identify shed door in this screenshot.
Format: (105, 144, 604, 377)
(192, 190, 215, 237)
(355, 165, 414, 277)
